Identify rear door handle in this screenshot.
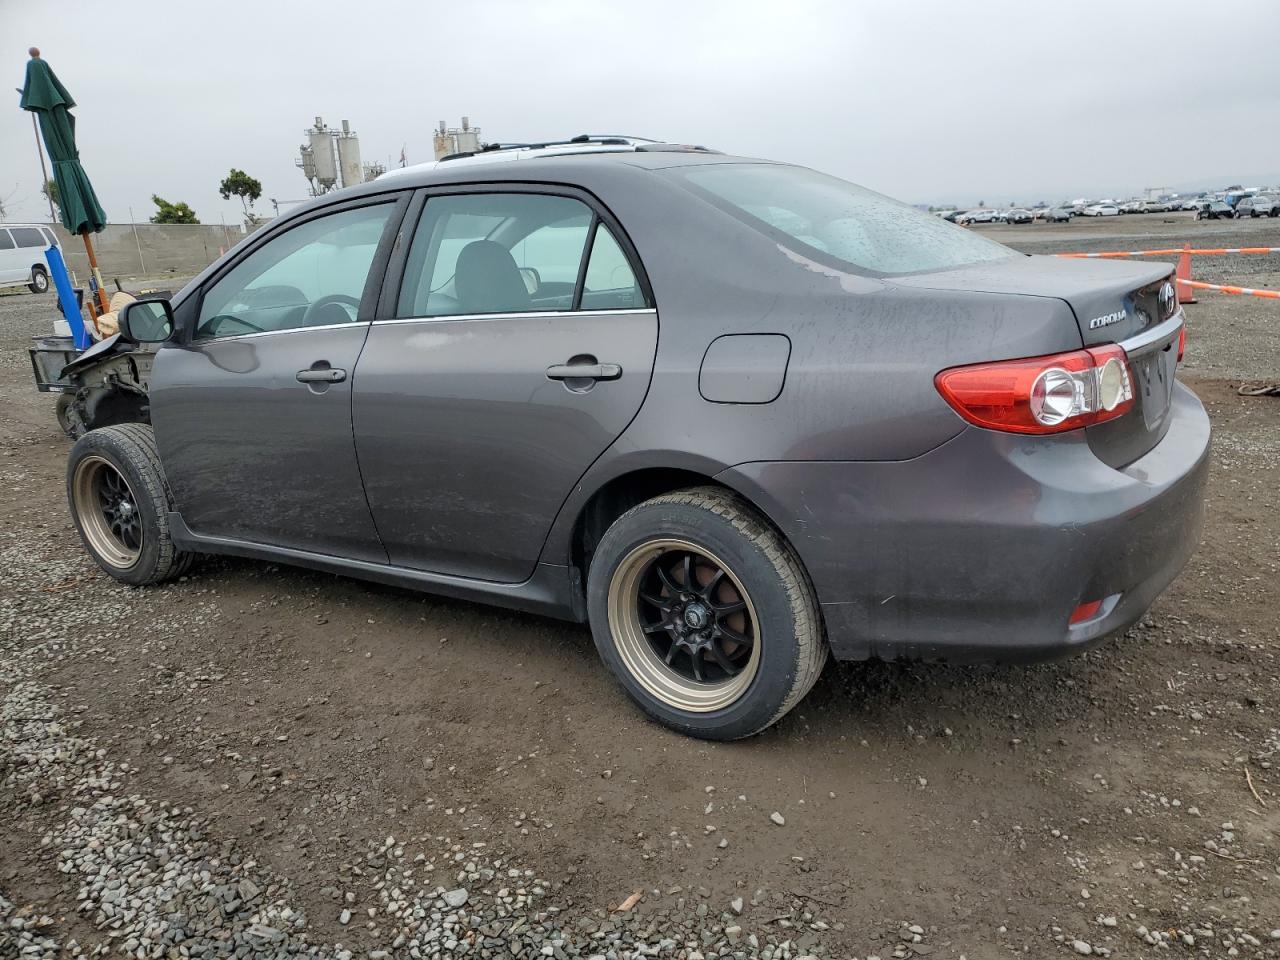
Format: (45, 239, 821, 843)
(296, 367, 346, 383)
(545, 362, 622, 381)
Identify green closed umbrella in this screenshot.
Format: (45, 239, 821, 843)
(19, 48, 110, 317)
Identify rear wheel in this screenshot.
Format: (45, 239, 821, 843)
(28, 266, 49, 294)
(587, 487, 827, 740)
(67, 424, 193, 585)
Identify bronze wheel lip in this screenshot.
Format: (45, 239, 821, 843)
(606, 537, 760, 713)
(71, 455, 142, 570)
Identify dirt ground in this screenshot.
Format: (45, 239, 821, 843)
(2, 212, 1279, 959)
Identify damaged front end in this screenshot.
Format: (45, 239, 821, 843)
(40, 335, 155, 439)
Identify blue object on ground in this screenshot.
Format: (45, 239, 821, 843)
(44, 244, 91, 350)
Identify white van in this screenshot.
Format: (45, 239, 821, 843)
(0, 223, 60, 293)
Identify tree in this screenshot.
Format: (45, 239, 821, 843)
(219, 168, 262, 218)
(150, 195, 200, 224)
(43, 177, 59, 216)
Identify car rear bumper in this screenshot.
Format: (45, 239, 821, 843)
(718, 381, 1210, 663)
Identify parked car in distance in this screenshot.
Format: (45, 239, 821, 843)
(1082, 203, 1121, 217)
(0, 222, 59, 294)
(1235, 195, 1278, 218)
(62, 139, 1209, 740)
(958, 208, 1000, 224)
(1195, 201, 1234, 220)
(1179, 198, 1204, 210)
(1043, 207, 1073, 223)
(1003, 208, 1034, 224)
(1120, 200, 1145, 214)
(1141, 200, 1171, 213)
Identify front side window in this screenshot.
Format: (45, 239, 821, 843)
(397, 193, 595, 318)
(11, 227, 45, 248)
(0, 230, 14, 251)
(196, 204, 393, 340)
(670, 163, 1017, 277)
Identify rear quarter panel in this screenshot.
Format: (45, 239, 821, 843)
(539, 170, 1083, 564)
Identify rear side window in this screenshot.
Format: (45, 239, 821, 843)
(10, 227, 46, 248)
(0, 231, 14, 251)
(581, 226, 643, 310)
(41, 228, 58, 246)
(670, 163, 1016, 277)
(398, 193, 593, 318)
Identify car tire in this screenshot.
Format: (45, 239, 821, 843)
(67, 424, 194, 586)
(586, 486, 828, 740)
(28, 266, 49, 294)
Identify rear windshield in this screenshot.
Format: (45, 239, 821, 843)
(669, 163, 1016, 277)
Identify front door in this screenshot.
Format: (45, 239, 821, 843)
(353, 189, 658, 582)
(151, 198, 403, 562)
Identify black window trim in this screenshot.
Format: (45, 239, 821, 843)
(182, 190, 413, 345)
(378, 181, 654, 322)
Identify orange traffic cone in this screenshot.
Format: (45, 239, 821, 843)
(1176, 243, 1197, 304)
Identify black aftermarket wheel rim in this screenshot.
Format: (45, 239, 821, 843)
(607, 538, 761, 712)
(72, 455, 142, 569)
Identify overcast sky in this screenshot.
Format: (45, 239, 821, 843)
(3, 0, 1279, 225)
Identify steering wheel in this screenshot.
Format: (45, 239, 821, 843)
(200, 314, 265, 337)
(302, 294, 361, 327)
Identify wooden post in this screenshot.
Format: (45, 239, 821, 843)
(80, 229, 110, 329)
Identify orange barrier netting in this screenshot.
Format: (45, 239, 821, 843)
(1176, 278, 1280, 300)
(1055, 247, 1280, 259)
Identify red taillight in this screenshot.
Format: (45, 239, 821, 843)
(1069, 599, 1103, 624)
(1177, 324, 1186, 363)
(935, 345, 1134, 435)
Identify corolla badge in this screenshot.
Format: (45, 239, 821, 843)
(1089, 307, 1127, 330)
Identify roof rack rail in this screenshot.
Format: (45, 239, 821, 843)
(439, 135, 653, 163)
(437, 135, 719, 163)
(634, 143, 720, 154)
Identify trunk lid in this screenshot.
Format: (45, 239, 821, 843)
(889, 254, 1182, 467)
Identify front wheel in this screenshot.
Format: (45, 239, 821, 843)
(587, 487, 827, 740)
(67, 424, 193, 585)
(29, 266, 49, 294)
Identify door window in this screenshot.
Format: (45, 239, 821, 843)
(397, 193, 593, 318)
(581, 225, 643, 310)
(0, 231, 14, 251)
(10, 227, 45, 248)
(196, 203, 393, 340)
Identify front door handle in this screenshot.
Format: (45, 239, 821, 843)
(296, 367, 347, 384)
(545, 362, 622, 382)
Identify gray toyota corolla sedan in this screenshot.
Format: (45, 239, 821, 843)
(67, 136, 1209, 740)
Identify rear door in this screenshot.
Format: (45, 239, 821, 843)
(352, 186, 658, 582)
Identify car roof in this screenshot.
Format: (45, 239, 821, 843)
(273, 147, 773, 225)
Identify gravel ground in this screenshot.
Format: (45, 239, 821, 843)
(2, 224, 1279, 960)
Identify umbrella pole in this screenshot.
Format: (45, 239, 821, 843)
(80, 229, 110, 328)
